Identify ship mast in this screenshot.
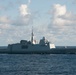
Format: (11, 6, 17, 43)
(31, 27, 34, 44)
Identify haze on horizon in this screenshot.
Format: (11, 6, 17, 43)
(0, 0, 76, 46)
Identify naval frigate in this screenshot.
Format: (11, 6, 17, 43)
(0, 29, 76, 54)
(7, 29, 55, 54)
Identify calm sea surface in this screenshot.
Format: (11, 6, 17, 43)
(0, 54, 76, 75)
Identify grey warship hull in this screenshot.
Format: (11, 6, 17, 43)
(0, 47, 76, 54)
(9, 48, 76, 54)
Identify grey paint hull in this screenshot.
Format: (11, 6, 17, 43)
(0, 48, 76, 54)
(10, 49, 76, 54)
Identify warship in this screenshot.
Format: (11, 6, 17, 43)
(0, 29, 76, 54)
(7, 29, 56, 54)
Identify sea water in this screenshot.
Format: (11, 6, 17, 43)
(0, 54, 76, 75)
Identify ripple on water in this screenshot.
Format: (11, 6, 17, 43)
(0, 54, 76, 75)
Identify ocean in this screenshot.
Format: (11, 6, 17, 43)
(0, 54, 76, 75)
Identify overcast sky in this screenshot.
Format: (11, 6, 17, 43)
(0, 0, 76, 46)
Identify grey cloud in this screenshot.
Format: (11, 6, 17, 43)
(11, 14, 33, 26)
(0, 16, 11, 24)
(48, 4, 76, 45)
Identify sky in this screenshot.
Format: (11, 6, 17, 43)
(0, 0, 76, 46)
